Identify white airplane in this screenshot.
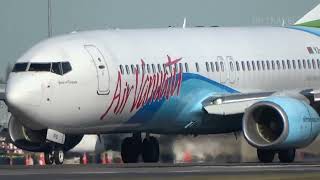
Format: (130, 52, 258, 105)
(2, 3, 320, 165)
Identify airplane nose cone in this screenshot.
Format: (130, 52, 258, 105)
(6, 74, 44, 130)
(6, 75, 42, 114)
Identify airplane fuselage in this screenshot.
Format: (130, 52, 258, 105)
(7, 26, 320, 135)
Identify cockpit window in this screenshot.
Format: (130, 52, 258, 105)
(61, 62, 72, 74)
(12, 63, 28, 72)
(51, 62, 62, 75)
(13, 61, 72, 75)
(29, 63, 51, 72)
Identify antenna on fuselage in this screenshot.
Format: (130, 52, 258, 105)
(182, 17, 187, 29)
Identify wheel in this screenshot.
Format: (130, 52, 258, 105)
(54, 148, 64, 165)
(278, 149, 295, 163)
(121, 137, 141, 163)
(142, 137, 159, 163)
(257, 149, 275, 163)
(44, 151, 54, 165)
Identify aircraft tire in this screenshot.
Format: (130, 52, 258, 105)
(257, 149, 275, 163)
(44, 151, 54, 165)
(142, 136, 159, 163)
(121, 137, 141, 163)
(54, 148, 64, 165)
(278, 149, 295, 163)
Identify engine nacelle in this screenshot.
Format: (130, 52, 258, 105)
(243, 97, 320, 149)
(9, 116, 83, 152)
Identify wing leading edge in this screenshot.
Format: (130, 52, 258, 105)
(202, 90, 318, 116)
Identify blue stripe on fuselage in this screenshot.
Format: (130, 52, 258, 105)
(126, 73, 239, 128)
(288, 26, 320, 37)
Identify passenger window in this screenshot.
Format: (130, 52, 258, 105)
(271, 61, 275, 70)
(262, 61, 265, 70)
(206, 62, 210, 72)
(61, 62, 72, 74)
(163, 64, 167, 74)
(29, 63, 51, 72)
(307, 59, 311, 69)
(147, 64, 151, 74)
(210, 62, 215, 72)
(215, 62, 220, 72)
(303, 60, 306, 69)
(119, 65, 124, 74)
(292, 60, 296, 69)
(241, 61, 245, 71)
(266, 61, 270, 70)
(298, 60, 302, 69)
(51, 62, 62, 75)
(287, 60, 291, 69)
(179, 63, 184, 72)
(220, 62, 225, 72)
(257, 61, 261, 71)
(247, 61, 251, 71)
(236, 61, 240, 71)
(152, 64, 156, 73)
(317, 59, 320, 69)
(142, 64, 146, 74)
(12, 62, 28, 72)
(185, 63, 189, 72)
(131, 65, 136, 74)
(157, 64, 162, 72)
(125, 65, 130, 74)
(230, 62, 234, 71)
(251, 61, 256, 71)
(312, 59, 316, 69)
(276, 60, 280, 70)
(282, 60, 286, 69)
(195, 62, 200, 72)
(136, 64, 140, 74)
(174, 64, 178, 72)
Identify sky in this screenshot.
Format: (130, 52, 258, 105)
(0, 0, 319, 79)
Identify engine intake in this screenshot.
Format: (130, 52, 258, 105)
(9, 116, 83, 152)
(243, 97, 320, 149)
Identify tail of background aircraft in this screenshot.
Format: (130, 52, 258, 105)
(295, 3, 320, 27)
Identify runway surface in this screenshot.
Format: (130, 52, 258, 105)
(1, 163, 320, 180)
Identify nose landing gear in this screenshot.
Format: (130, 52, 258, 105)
(121, 133, 160, 163)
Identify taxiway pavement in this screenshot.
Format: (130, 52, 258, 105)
(0, 163, 320, 180)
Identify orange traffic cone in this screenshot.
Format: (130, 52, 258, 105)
(38, 153, 45, 166)
(82, 153, 88, 165)
(101, 153, 107, 164)
(183, 151, 192, 163)
(25, 155, 29, 166)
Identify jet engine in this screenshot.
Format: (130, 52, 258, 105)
(243, 96, 320, 149)
(8, 116, 83, 152)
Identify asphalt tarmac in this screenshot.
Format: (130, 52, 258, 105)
(1, 163, 320, 180)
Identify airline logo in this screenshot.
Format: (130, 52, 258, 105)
(100, 55, 183, 120)
(307, 47, 320, 54)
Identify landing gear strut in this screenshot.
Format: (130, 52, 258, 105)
(257, 148, 296, 163)
(44, 146, 64, 165)
(121, 133, 160, 163)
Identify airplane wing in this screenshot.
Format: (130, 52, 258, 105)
(0, 84, 5, 101)
(202, 89, 317, 116)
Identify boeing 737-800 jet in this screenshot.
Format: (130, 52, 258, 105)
(2, 4, 320, 165)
